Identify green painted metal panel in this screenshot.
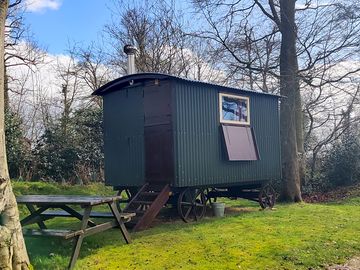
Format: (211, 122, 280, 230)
(173, 81, 281, 187)
(103, 86, 145, 187)
(99, 74, 281, 189)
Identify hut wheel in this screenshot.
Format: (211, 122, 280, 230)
(177, 188, 207, 222)
(258, 184, 276, 209)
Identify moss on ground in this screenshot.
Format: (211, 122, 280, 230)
(13, 181, 360, 270)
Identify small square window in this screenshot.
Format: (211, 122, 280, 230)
(219, 93, 250, 125)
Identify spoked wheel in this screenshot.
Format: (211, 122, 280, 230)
(177, 188, 207, 222)
(259, 184, 276, 209)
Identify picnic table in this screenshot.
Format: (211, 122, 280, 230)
(17, 195, 135, 270)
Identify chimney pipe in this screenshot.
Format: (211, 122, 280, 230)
(124, 45, 138, 75)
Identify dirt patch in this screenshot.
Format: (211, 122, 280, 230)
(224, 206, 256, 215)
(303, 184, 360, 203)
(326, 257, 360, 270)
(145, 205, 257, 228)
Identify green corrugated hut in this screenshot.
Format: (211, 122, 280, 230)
(93, 72, 281, 230)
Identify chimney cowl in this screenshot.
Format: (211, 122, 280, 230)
(124, 44, 138, 55)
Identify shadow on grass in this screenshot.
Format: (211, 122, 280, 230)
(25, 218, 131, 270)
(25, 200, 262, 270)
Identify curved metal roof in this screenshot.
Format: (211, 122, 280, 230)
(92, 72, 280, 98)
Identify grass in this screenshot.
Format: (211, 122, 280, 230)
(12, 181, 360, 270)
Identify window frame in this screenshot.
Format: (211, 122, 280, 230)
(219, 93, 250, 126)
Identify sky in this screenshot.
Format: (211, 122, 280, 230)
(24, 0, 112, 54)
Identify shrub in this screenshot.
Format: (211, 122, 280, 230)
(33, 124, 79, 183)
(323, 128, 360, 188)
(71, 107, 104, 183)
(5, 109, 33, 180)
(32, 106, 104, 184)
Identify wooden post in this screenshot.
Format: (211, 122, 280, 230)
(68, 206, 92, 270)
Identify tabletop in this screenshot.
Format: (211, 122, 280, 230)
(16, 195, 123, 206)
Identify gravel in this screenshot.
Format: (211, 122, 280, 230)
(326, 257, 360, 270)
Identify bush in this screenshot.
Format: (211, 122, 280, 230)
(323, 128, 360, 188)
(302, 167, 328, 194)
(71, 107, 104, 183)
(32, 106, 104, 184)
(5, 109, 33, 180)
(33, 124, 79, 183)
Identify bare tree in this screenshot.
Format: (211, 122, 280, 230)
(54, 50, 85, 136)
(0, 0, 29, 269)
(105, 0, 187, 74)
(4, 0, 45, 175)
(105, 0, 224, 82)
(72, 42, 115, 108)
(191, 0, 360, 201)
(192, 0, 302, 200)
(304, 83, 360, 180)
(5, 0, 45, 103)
(191, 1, 281, 90)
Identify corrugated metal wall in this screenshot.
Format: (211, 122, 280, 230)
(102, 77, 281, 189)
(173, 81, 281, 187)
(103, 86, 145, 187)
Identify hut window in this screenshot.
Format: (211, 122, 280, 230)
(221, 125, 259, 161)
(219, 93, 250, 125)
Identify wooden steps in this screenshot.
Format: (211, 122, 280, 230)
(123, 183, 170, 231)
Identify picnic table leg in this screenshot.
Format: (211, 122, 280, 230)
(115, 190, 123, 212)
(26, 204, 47, 229)
(108, 202, 131, 244)
(68, 206, 91, 270)
(21, 205, 49, 228)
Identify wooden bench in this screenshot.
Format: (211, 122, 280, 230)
(17, 195, 135, 270)
(23, 229, 84, 239)
(41, 210, 133, 220)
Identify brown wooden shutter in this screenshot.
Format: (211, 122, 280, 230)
(221, 125, 259, 161)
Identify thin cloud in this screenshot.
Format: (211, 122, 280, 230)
(25, 0, 62, 13)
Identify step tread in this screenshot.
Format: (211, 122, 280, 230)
(140, 191, 160, 196)
(132, 200, 154, 205)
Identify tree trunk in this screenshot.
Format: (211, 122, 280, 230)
(0, 1, 30, 269)
(279, 0, 302, 202)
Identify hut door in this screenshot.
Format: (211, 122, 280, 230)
(144, 82, 174, 183)
(103, 87, 145, 187)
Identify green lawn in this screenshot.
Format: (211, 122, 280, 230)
(12, 181, 360, 270)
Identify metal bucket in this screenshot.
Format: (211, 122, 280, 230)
(212, 202, 225, 217)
